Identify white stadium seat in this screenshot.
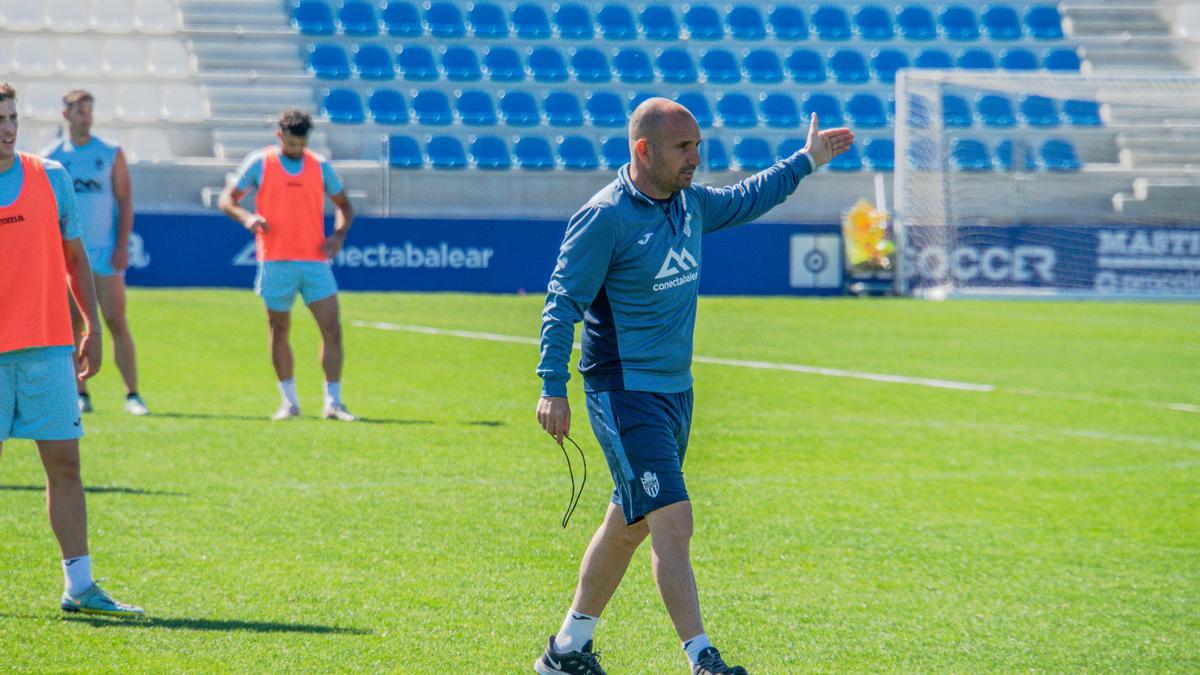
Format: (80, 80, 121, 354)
(85, 84, 119, 121)
(103, 38, 147, 75)
(45, 0, 91, 33)
(15, 124, 60, 154)
(146, 39, 192, 77)
(22, 83, 65, 120)
(134, 0, 180, 34)
(11, 38, 58, 77)
(1, 0, 46, 32)
(91, 0, 135, 33)
(159, 83, 208, 121)
(57, 39, 104, 77)
(0, 40, 10, 75)
(128, 129, 174, 162)
(115, 83, 161, 121)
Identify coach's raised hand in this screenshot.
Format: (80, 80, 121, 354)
(537, 396, 570, 445)
(802, 113, 856, 168)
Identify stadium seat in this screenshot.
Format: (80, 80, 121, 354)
(515, 136, 556, 169)
(134, 0, 180, 34)
(854, 5, 894, 40)
(293, 1, 335, 36)
(744, 50, 783, 84)
(683, 6, 724, 40)
(1020, 95, 1060, 127)
(427, 135, 467, 169)
(978, 94, 1016, 127)
(388, 135, 423, 168)
(146, 39, 192, 78)
(339, 1, 379, 36)
(127, 128, 174, 162)
(705, 138, 730, 171)
(598, 4, 638, 40)
(657, 49, 698, 84)
(995, 138, 1037, 171)
(571, 48, 612, 83)
(943, 94, 973, 127)
(322, 88, 365, 124)
(981, 5, 1022, 40)
(812, 5, 852, 40)
(1044, 48, 1081, 71)
(484, 46, 524, 82)
(1001, 49, 1038, 71)
(939, 6, 979, 40)
(308, 44, 351, 80)
(614, 48, 654, 83)
(412, 89, 453, 125)
(700, 49, 740, 84)
(468, 3, 508, 38)
(586, 92, 626, 127)
(554, 4, 594, 40)
(425, 2, 466, 38)
(1025, 5, 1064, 40)
(159, 83, 207, 121)
(897, 5, 937, 40)
(559, 136, 599, 170)
(46, 0, 90, 33)
(456, 89, 497, 125)
(353, 44, 394, 81)
(716, 93, 756, 128)
(785, 49, 826, 83)
(369, 88, 409, 124)
(676, 92, 714, 128)
(628, 91, 657, 113)
(601, 136, 631, 168)
(828, 145, 862, 171)
(864, 137, 895, 170)
(640, 5, 679, 40)
(58, 40, 102, 77)
(544, 92, 583, 126)
(530, 47, 569, 82)
(470, 136, 511, 169)
(396, 45, 437, 81)
(1064, 99, 1102, 126)
(734, 138, 773, 171)
(847, 93, 888, 128)
(830, 50, 869, 84)
(914, 49, 953, 69)
(957, 49, 995, 70)
(383, 2, 422, 37)
(768, 6, 808, 40)
(500, 91, 540, 126)
(803, 93, 843, 126)
(775, 137, 805, 160)
(512, 3, 551, 39)
(761, 93, 801, 128)
(4, 0, 45, 31)
(951, 139, 991, 170)
(442, 46, 481, 81)
(727, 5, 766, 40)
(871, 49, 909, 84)
(907, 138, 937, 169)
(103, 39, 147, 76)
(1040, 138, 1080, 170)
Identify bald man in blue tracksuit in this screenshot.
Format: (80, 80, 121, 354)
(534, 99, 855, 675)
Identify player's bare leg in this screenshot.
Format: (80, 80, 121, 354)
(96, 275, 147, 415)
(267, 309, 300, 420)
(38, 439, 87, 559)
(308, 295, 353, 421)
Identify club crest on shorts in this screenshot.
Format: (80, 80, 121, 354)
(641, 471, 660, 498)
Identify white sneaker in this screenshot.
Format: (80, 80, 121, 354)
(271, 403, 301, 421)
(124, 395, 150, 416)
(322, 402, 356, 422)
(78, 394, 93, 414)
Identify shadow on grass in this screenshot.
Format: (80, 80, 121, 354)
(62, 614, 372, 634)
(152, 412, 438, 426)
(0, 485, 186, 497)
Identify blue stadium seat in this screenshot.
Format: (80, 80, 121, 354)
(425, 2, 466, 38)
(1040, 138, 1080, 170)
(353, 44, 393, 81)
(768, 6, 808, 40)
(978, 94, 1016, 127)
(776, 137, 805, 160)
(368, 89, 408, 124)
(897, 5, 937, 40)
(828, 145, 862, 171)
(484, 46, 524, 82)
(982, 5, 1022, 40)
(761, 93, 801, 128)
(847, 93, 887, 128)
(1025, 5, 1064, 39)
(554, 4, 594, 40)
(456, 90, 496, 125)
(559, 136, 599, 170)
(1064, 99, 1102, 126)
(442, 46, 481, 81)
(322, 88, 364, 124)
(728, 5, 766, 40)
(957, 48, 995, 70)
(854, 5, 894, 40)
(871, 49, 909, 84)
(500, 91, 540, 126)
(1020, 95, 1060, 127)
(675, 92, 713, 128)
(908, 138, 937, 169)
(339, 1, 379, 36)
(530, 47, 569, 82)
(734, 138, 773, 170)
(995, 138, 1037, 171)
(744, 50, 783, 84)
(914, 49, 952, 69)
(293, 1, 335, 36)
(601, 136, 630, 168)
(614, 48, 654, 83)
(1044, 48, 1081, 71)
(952, 139, 991, 171)
(308, 44, 351, 80)
(598, 4, 637, 40)
(705, 138, 730, 171)
(785, 49, 825, 83)
(716, 93, 756, 128)
(830, 49, 869, 84)
(864, 137, 895, 170)
(628, 91, 657, 113)
(812, 5, 852, 40)
(640, 5, 679, 40)
(413, 90, 453, 125)
(382, 2, 422, 37)
(940, 6, 979, 40)
(396, 45, 437, 81)
(586, 92, 626, 127)
(571, 48, 612, 83)
(388, 134, 423, 168)
(515, 136, 556, 169)
(684, 6, 724, 40)
(700, 49, 740, 84)
(1001, 48, 1039, 71)
(943, 94, 973, 127)
(468, 3, 507, 38)
(544, 92, 583, 126)
(803, 93, 843, 126)
(470, 136, 511, 169)
(428, 135, 467, 169)
(512, 3, 551, 39)
(657, 49, 698, 84)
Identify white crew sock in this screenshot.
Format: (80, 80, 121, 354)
(278, 379, 299, 407)
(683, 633, 713, 667)
(554, 609, 599, 653)
(324, 381, 341, 406)
(63, 555, 94, 597)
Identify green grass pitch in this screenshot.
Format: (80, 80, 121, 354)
(1, 289, 1196, 672)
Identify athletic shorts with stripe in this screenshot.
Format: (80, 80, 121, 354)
(0, 347, 84, 442)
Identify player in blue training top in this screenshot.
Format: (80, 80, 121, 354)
(534, 98, 854, 675)
(43, 89, 149, 416)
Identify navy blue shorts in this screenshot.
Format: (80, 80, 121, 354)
(585, 389, 693, 525)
